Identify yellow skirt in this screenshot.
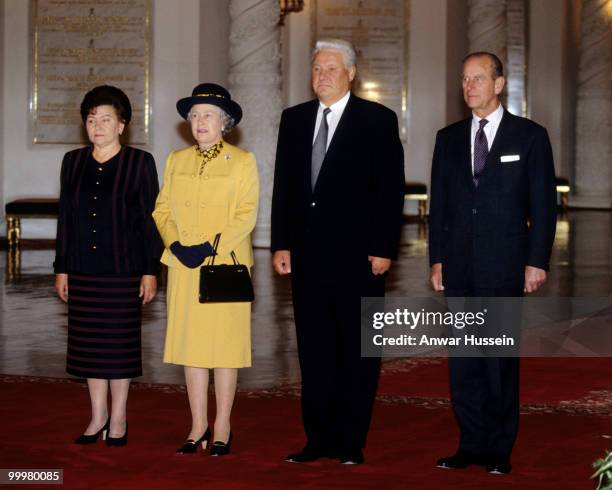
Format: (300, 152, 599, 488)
(163, 265, 251, 368)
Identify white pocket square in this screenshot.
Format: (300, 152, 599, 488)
(500, 154, 520, 163)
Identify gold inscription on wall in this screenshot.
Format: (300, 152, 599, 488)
(32, 0, 150, 144)
(314, 0, 409, 140)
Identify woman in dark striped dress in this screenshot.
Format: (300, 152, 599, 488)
(53, 85, 162, 446)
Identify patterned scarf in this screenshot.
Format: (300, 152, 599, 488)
(196, 141, 223, 175)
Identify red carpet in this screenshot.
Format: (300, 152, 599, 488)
(1, 360, 610, 490)
(379, 357, 612, 408)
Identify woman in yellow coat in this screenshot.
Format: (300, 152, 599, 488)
(153, 83, 258, 456)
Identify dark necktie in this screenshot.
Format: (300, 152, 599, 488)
(473, 118, 489, 186)
(311, 107, 331, 189)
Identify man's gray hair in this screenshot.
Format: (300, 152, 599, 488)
(312, 38, 356, 68)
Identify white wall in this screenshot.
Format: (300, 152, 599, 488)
(149, 0, 201, 176)
(405, 0, 452, 188)
(2, 0, 67, 239)
(199, 0, 230, 85)
(1, 0, 208, 238)
(281, 1, 312, 107)
(446, 0, 469, 123)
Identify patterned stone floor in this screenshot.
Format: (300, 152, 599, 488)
(1, 210, 611, 395)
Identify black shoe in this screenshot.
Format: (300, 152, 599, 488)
(436, 452, 482, 469)
(106, 422, 128, 447)
(176, 428, 212, 454)
(285, 445, 329, 463)
(486, 461, 512, 474)
(74, 418, 110, 445)
(210, 432, 232, 456)
(339, 449, 364, 465)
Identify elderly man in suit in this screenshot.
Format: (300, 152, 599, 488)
(271, 38, 405, 465)
(429, 52, 557, 474)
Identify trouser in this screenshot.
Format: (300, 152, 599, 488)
(291, 265, 386, 452)
(445, 286, 523, 461)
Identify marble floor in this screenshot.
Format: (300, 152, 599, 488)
(1, 210, 611, 390)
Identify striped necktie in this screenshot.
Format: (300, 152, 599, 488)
(311, 107, 331, 189)
(473, 118, 489, 186)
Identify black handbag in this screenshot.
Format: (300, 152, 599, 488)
(199, 234, 254, 303)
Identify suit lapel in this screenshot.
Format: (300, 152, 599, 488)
(303, 100, 319, 196)
(312, 94, 354, 193)
(478, 110, 510, 187)
(460, 119, 475, 191)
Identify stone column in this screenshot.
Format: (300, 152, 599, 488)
(228, 0, 283, 247)
(572, 0, 612, 209)
(467, 0, 508, 67)
(505, 0, 527, 116)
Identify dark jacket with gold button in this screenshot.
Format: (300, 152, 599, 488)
(54, 146, 162, 275)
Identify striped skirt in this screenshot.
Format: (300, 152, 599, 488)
(66, 274, 142, 379)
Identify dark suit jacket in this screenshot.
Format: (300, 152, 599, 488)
(271, 94, 404, 283)
(54, 145, 162, 275)
(428, 110, 557, 289)
(271, 93, 405, 286)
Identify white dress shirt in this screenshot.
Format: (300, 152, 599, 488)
(312, 90, 351, 149)
(470, 103, 504, 174)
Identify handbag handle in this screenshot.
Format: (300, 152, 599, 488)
(205, 233, 240, 266)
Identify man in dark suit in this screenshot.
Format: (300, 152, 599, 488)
(429, 52, 557, 474)
(271, 39, 405, 465)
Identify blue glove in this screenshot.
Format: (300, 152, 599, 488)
(170, 241, 215, 268)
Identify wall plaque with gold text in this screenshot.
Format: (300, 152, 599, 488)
(313, 0, 409, 140)
(32, 0, 151, 144)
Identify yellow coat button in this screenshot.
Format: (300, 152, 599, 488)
(185, 201, 191, 207)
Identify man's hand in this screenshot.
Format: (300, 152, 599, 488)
(368, 256, 391, 275)
(430, 263, 444, 292)
(55, 273, 68, 302)
(273, 250, 291, 275)
(139, 275, 157, 305)
(524, 265, 546, 293)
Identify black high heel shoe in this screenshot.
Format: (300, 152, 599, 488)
(176, 428, 211, 454)
(106, 421, 128, 447)
(210, 432, 233, 456)
(74, 418, 110, 445)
